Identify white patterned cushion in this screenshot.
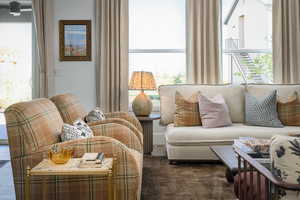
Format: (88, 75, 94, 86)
(60, 119, 94, 142)
(85, 107, 106, 123)
(245, 90, 283, 127)
(271, 135, 300, 200)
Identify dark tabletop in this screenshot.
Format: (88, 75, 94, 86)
(210, 145, 238, 172)
(136, 113, 161, 121)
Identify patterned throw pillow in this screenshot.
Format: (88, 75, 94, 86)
(245, 90, 283, 128)
(61, 119, 94, 142)
(85, 107, 106, 123)
(174, 91, 202, 127)
(278, 92, 300, 126)
(198, 94, 232, 128)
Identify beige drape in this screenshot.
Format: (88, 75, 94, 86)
(186, 0, 220, 84)
(273, 0, 300, 84)
(32, 0, 54, 97)
(95, 0, 129, 112)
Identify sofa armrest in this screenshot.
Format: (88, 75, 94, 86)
(104, 112, 143, 133)
(89, 123, 142, 153)
(87, 118, 143, 145)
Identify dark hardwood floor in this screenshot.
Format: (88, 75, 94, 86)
(0, 145, 236, 200)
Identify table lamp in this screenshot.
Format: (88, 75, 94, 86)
(129, 71, 157, 116)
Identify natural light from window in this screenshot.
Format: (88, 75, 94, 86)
(129, 0, 186, 109)
(222, 0, 273, 84)
(0, 23, 32, 110)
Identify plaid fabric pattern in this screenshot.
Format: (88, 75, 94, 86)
(50, 94, 143, 133)
(88, 118, 143, 146)
(90, 123, 143, 153)
(5, 98, 63, 153)
(174, 91, 202, 127)
(50, 94, 88, 124)
(104, 112, 143, 133)
(5, 99, 142, 200)
(278, 93, 300, 126)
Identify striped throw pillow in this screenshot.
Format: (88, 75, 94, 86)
(174, 91, 202, 127)
(278, 92, 300, 126)
(245, 90, 283, 128)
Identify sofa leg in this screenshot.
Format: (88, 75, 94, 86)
(169, 160, 178, 165)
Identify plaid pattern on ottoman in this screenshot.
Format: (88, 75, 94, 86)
(5, 98, 142, 200)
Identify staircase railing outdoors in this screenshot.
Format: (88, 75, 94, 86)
(224, 38, 272, 84)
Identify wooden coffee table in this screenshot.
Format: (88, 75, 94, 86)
(210, 145, 238, 183)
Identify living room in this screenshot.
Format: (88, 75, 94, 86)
(0, 0, 300, 199)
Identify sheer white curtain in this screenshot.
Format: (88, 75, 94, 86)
(32, 0, 54, 97)
(273, 0, 300, 84)
(95, 0, 129, 112)
(186, 0, 221, 84)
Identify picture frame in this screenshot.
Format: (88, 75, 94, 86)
(59, 20, 91, 61)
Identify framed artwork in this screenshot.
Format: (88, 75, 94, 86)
(59, 20, 91, 61)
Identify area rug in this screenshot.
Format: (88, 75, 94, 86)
(142, 156, 236, 200)
(0, 156, 236, 200)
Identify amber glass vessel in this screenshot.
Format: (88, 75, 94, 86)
(48, 149, 73, 164)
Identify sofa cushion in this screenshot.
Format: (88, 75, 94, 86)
(174, 91, 201, 127)
(198, 94, 232, 128)
(166, 123, 300, 146)
(278, 92, 300, 126)
(159, 84, 245, 125)
(245, 90, 283, 128)
(246, 84, 300, 98)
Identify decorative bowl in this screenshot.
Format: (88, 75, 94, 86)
(48, 149, 73, 164)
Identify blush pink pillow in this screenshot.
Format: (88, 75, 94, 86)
(198, 94, 232, 128)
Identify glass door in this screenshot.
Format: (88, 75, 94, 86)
(0, 22, 33, 143)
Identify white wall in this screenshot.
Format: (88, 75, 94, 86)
(53, 0, 96, 111)
(225, 0, 270, 49)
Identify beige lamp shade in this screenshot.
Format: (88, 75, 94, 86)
(129, 71, 157, 90)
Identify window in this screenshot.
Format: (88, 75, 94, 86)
(222, 0, 273, 84)
(129, 0, 186, 110)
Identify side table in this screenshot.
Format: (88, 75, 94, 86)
(25, 157, 116, 200)
(136, 113, 160, 154)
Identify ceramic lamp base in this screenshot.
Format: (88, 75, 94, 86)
(132, 91, 152, 116)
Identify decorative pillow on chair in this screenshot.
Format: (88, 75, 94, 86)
(198, 94, 232, 128)
(174, 91, 202, 127)
(61, 119, 94, 142)
(85, 107, 106, 123)
(245, 90, 283, 127)
(278, 92, 300, 126)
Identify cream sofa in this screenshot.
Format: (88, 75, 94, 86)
(159, 84, 300, 161)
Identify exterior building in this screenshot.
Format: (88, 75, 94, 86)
(222, 0, 273, 84)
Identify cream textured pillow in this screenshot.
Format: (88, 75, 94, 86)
(174, 91, 202, 127)
(198, 94, 232, 128)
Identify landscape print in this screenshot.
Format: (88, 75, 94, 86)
(64, 25, 87, 56)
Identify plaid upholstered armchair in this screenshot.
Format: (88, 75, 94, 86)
(50, 94, 143, 147)
(5, 98, 143, 200)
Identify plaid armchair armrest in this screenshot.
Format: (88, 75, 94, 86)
(89, 123, 142, 153)
(104, 112, 143, 133)
(88, 118, 143, 146)
(12, 136, 142, 200)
